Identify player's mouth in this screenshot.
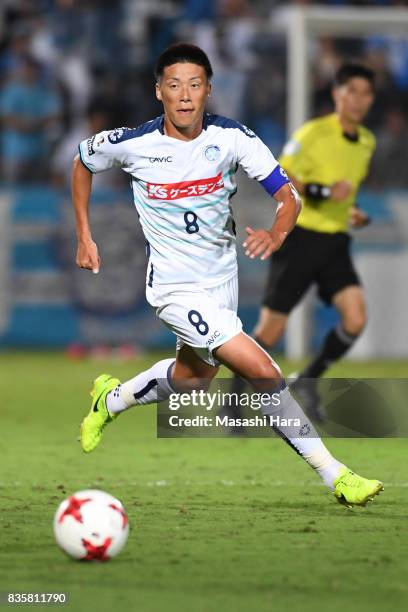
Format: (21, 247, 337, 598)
(177, 109, 194, 115)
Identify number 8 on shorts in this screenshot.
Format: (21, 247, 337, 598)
(188, 310, 209, 336)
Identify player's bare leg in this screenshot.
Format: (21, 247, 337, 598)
(172, 344, 219, 392)
(213, 331, 383, 505)
(214, 332, 281, 385)
(222, 308, 288, 423)
(251, 307, 326, 423)
(81, 330, 383, 505)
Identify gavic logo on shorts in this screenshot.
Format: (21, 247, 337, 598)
(147, 173, 224, 200)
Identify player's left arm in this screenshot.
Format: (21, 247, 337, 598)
(234, 123, 301, 259)
(244, 182, 301, 260)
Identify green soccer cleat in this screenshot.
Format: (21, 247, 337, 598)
(80, 374, 120, 453)
(333, 467, 384, 508)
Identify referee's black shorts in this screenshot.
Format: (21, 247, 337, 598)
(262, 226, 361, 314)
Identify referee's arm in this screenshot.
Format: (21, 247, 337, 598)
(280, 169, 353, 203)
(282, 169, 370, 228)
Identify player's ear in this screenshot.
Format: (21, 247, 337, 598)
(155, 82, 162, 101)
(207, 81, 212, 97)
(331, 86, 339, 105)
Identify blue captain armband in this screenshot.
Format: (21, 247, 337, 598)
(259, 165, 290, 196)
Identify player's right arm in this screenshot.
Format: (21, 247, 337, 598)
(233, 122, 301, 258)
(72, 129, 128, 273)
(72, 154, 100, 274)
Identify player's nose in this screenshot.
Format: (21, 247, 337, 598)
(179, 87, 191, 102)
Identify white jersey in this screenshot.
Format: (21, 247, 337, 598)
(79, 114, 286, 289)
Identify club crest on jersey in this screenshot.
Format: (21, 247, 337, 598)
(147, 173, 224, 200)
(108, 128, 126, 143)
(204, 145, 221, 162)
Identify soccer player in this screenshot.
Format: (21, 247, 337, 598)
(73, 45, 382, 507)
(227, 64, 376, 422)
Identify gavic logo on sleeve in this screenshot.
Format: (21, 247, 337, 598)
(149, 156, 173, 163)
(147, 173, 224, 200)
(87, 134, 105, 155)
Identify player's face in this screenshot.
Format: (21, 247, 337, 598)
(156, 63, 211, 134)
(333, 77, 374, 125)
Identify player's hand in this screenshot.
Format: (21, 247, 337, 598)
(350, 206, 371, 229)
(76, 238, 101, 274)
(331, 180, 353, 201)
(243, 227, 287, 261)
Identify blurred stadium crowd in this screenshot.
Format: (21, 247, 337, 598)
(0, 0, 407, 189)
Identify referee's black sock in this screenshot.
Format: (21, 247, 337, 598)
(299, 325, 359, 379)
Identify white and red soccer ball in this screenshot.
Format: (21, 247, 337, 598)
(53, 489, 129, 561)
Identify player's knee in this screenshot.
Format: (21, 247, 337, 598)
(342, 312, 366, 336)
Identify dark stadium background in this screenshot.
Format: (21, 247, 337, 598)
(1, 0, 407, 358)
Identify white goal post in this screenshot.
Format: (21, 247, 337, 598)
(272, 6, 408, 359)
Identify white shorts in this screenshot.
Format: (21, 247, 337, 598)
(146, 275, 242, 366)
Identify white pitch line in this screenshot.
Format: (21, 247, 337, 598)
(1, 480, 406, 488)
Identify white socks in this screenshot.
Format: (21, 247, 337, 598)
(107, 358, 175, 414)
(262, 386, 345, 490)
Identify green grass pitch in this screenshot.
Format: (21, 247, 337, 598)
(1, 351, 407, 611)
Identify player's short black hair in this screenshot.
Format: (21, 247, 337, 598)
(155, 43, 213, 81)
(334, 63, 375, 88)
